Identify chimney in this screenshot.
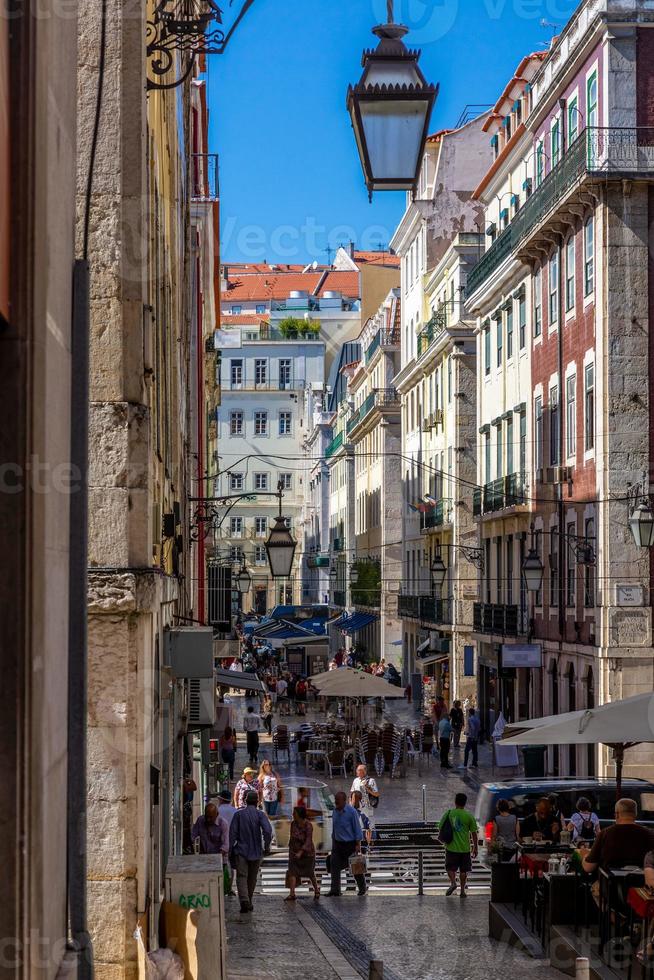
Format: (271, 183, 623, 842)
(349, 241, 356, 259)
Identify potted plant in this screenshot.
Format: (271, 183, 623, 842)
(279, 316, 302, 339)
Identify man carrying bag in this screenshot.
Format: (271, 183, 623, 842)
(326, 791, 366, 897)
(439, 792, 478, 897)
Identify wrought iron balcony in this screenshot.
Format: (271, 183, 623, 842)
(421, 498, 452, 530)
(364, 328, 400, 364)
(191, 153, 219, 201)
(325, 431, 343, 458)
(346, 388, 400, 437)
(398, 594, 452, 625)
(332, 537, 344, 553)
(475, 473, 526, 516)
(466, 127, 654, 297)
(473, 602, 520, 637)
(417, 305, 450, 358)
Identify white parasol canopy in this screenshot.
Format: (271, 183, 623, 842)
(311, 667, 404, 698)
(501, 692, 654, 796)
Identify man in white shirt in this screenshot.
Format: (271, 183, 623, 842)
(243, 705, 262, 765)
(276, 676, 289, 716)
(350, 764, 379, 821)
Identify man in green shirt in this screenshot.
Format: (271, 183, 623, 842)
(439, 792, 478, 896)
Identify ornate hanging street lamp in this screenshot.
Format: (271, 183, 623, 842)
(431, 552, 447, 591)
(347, 0, 438, 199)
(264, 493, 297, 579)
(522, 527, 545, 594)
(234, 559, 252, 595)
(630, 500, 654, 549)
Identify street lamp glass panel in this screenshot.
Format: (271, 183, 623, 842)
(629, 502, 654, 548)
(350, 566, 360, 584)
(522, 549, 544, 593)
(431, 554, 447, 590)
(235, 567, 251, 595)
(265, 516, 297, 578)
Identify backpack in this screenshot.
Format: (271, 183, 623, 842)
(577, 813, 595, 841)
(438, 810, 454, 846)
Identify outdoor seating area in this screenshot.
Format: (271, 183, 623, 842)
(275, 719, 409, 778)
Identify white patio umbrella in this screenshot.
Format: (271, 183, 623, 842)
(311, 667, 404, 699)
(501, 692, 654, 797)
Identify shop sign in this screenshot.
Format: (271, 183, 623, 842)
(501, 643, 542, 669)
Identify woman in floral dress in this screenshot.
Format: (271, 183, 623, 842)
(285, 806, 319, 900)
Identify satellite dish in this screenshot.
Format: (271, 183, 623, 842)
(312, 260, 318, 270)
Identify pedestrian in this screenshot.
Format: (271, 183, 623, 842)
(350, 790, 374, 845)
(191, 803, 229, 858)
(438, 712, 452, 769)
(326, 791, 366, 897)
(268, 675, 277, 708)
(258, 759, 283, 817)
(287, 674, 297, 713)
(295, 677, 307, 716)
(440, 792, 478, 896)
(350, 764, 379, 819)
(450, 700, 464, 749)
(464, 708, 480, 768)
(566, 796, 601, 844)
(404, 682, 412, 704)
(219, 726, 237, 780)
(285, 805, 320, 901)
(277, 674, 289, 716)
(262, 694, 273, 735)
(229, 790, 273, 914)
(243, 704, 262, 765)
(217, 789, 238, 895)
(490, 799, 519, 861)
(233, 766, 260, 809)
(432, 695, 446, 725)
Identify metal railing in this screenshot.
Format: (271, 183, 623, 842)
(475, 473, 526, 516)
(364, 328, 400, 364)
(417, 306, 450, 358)
(398, 594, 452, 625)
(466, 127, 654, 297)
(325, 431, 343, 458)
(191, 153, 219, 201)
(421, 498, 452, 530)
(473, 602, 520, 636)
(346, 388, 400, 437)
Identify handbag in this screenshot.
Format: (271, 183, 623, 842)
(438, 810, 454, 846)
(349, 853, 367, 877)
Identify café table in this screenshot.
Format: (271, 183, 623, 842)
(517, 843, 576, 932)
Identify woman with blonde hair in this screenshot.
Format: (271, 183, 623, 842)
(258, 758, 283, 817)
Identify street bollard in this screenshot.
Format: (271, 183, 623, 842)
(369, 961, 383, 980)
(575, 957, 589, 980)
(418, 850, 424, 896)
(422, 784, 427, 822)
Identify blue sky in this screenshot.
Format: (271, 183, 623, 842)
(207, 0, 579, 265)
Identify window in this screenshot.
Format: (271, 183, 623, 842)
(536, 140, 545, 186)
(584, 363, 595, 451)
(507, 536, 514, 605)
(280, 473, 292, 490)
(584, 517, 595, 607)
(550, 386, 560, 465)
(230, 411, 243, 435)
(448, 357, 452, 402)
(565, 236, 575, 311)
(535, 396, 543, 471)
(230, 472, 243, 491)
(279, 358, 292, 388)
(549, 252, 559, 326)
(567, 521, 576, 607)
(519, 291, 526, 349)
(519, 411, 527, 474)
(255, 517, 268, 537)
(534, 268, 542, 338)
(535, 530, 543, 607)
(230, 545, 244, 563)
(506, 303, 514, 359)
(496, 424, 503, 479)
(255, 545, 267, 565)
(551, 118, 561, 168)
(256, 304, 266, 315)
(484, 323, 491, 376)
(279, 411, 292, 435)
(550, 526, 559, 607)
(507, 416, 514, 475)
(230, 358, 243, 388)
(254, 411, 268, 436)
(484, 431, 491, 484)
(254, 472, 269, 491)
(231, 305, 242, 314)
(496, 316, 503, 367)
(255, 358, 267, 385)
(587, 71, 598, 166)
(230, 516, 243, 537)
(584, 217, 594, 295)
(566, 375, 576, 458)
(568, 97, 579, 144)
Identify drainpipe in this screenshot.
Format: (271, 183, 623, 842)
(558, 98, 567, 644)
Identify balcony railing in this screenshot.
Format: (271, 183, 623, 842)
(191, 153, 219, 201)
(476, 473, 527, 516)
(332, 538, 344, 553)
(473, 602, 520, 637)
(466, 127, 654, 297)
(347, 388, 400, 436)
(325, 431, 343, 458)
(398, 594, 453, 625)
(417, 306, 449, 358)
(421, 499, 452, 530)
(364, 328, 400, 364)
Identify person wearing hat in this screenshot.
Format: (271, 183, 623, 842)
(233, 767, 261, 810)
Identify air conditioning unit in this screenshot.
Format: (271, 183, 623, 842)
(543, 465, 573, 484)
(433, 409, 444, 427)
(188, 677, 216, 728)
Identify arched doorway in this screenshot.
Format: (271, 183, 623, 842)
(585, 666, 596, 775)
(567, 664, 576, 775)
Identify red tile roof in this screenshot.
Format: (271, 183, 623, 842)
(353, 250, 401, 268)
(223, 263, 312, 273)
(220, 313, 270, 325)
(223, 270, 360, 301)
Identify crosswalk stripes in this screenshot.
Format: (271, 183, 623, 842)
(260, 847, 492, 895)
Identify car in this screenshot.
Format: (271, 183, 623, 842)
(474, 777, 654, 866)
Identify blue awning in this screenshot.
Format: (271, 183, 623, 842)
(254, 619, 326, 641)
(332, 611, 379, 635)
